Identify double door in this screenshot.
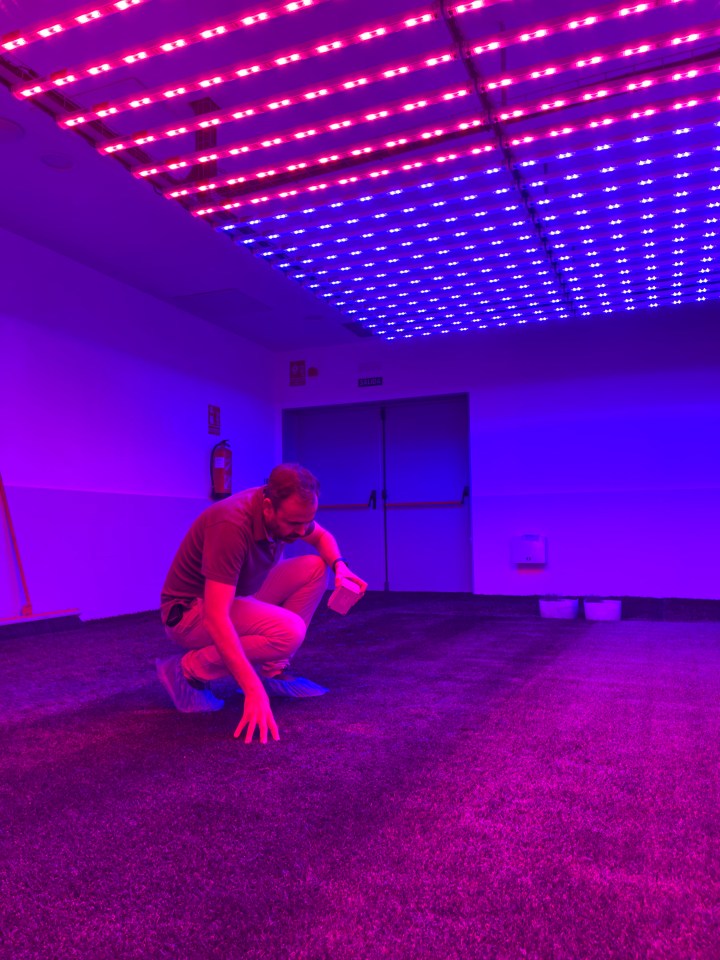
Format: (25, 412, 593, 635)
(283, 394, 471, 592)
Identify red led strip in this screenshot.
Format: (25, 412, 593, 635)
(93, 17, 712, 158)
(93, 51, 454, 148)
(471, 0, 689, 57)
(507, 88, 720, 148)
(195, 143, 499, 216)
(1, 0, 145, 53)
(157, 61, 712, 197)
(192, 90, 718, 218)
(497, 62, 716, 123)
(62, 0, 679, 134)
(55, 3, 492, 128)
(64, 12, 457, 132)
(136, 84, 472, 178)
(164, 114, 486, 199)
(13, 0, 320, 99)
(486, 22, 719, 93)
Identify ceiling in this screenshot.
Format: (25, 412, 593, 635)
(0, 0, 718, 346)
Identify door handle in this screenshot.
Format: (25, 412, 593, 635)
(386, 485, 469, 509)
(319, 489, 378, 510)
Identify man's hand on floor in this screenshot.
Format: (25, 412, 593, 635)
(234, 684, 280, 744)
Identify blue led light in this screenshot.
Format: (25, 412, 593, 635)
(223, 118, 720, 341)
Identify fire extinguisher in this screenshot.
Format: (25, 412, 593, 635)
(210, 440, 232, 500)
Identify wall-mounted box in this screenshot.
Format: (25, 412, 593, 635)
(511, 535, 546, 565)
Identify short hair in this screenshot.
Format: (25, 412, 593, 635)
(264, 463, 320, 509)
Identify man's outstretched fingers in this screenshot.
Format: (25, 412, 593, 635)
(234, 694, 279, 743)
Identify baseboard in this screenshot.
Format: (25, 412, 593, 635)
(0, 613, 86, 639)
(2, 593, 719, 639)
(343, 592, 720, 621)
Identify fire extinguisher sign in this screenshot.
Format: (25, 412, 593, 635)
(208, 404, 221, 435)
(290, 360, 306, 387)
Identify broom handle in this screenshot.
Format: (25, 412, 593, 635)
(0, 471, 33, 614)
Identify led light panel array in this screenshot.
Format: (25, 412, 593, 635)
(1, 0, 717, 339)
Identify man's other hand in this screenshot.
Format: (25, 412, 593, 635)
(335, 564, 368, 595)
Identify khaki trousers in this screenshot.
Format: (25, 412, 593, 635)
(163, 554, 328, 682)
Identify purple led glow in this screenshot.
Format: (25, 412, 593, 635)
(6, 0, 718, 339)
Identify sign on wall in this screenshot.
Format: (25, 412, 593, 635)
(290, 360, 306, 386)
(208, 404, 221, 435)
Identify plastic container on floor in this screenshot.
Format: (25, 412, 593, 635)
(584, 598, 622, 621)
(539, 597, 579, 619)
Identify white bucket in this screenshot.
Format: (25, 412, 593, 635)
(584, 598, 622, 621)
(539, 597, 579, 619)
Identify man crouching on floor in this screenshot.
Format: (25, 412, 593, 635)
(156, 463, 367, 743)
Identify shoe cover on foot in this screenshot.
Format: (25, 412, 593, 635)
(263, 672, 328, 698)
(155, 656, 224, 713)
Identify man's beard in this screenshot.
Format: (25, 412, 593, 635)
(267, 523, 298, 543)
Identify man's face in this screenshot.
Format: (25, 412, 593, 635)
(263, 493, 318, 542)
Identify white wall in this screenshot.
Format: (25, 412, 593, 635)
(0, 227, 275, 621)
(274, 306, 720, 599)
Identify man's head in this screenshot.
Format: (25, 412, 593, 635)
(262, 463, 320, 542)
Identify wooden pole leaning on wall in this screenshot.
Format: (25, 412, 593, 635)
(0, 470, 80, 624)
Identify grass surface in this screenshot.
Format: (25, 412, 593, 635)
(2, 598, 719, 959)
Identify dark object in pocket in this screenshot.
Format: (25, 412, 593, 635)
(166, 603, 186, 627)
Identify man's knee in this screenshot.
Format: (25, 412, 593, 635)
(268, 608, 307, 657)
(280, 609, 306, 650)
(298, 554, 328, 581)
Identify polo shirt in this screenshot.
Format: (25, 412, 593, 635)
(161, 487, 282, 603)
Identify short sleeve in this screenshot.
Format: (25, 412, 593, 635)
(201, 520, 248, 587)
